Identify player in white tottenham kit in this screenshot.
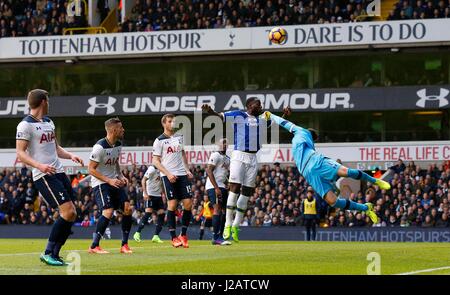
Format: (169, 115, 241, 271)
(152, 114, 193, 248)
(203, 99, 291, 242)
(133, 165, 165, 243)
(205, 138, 232, 246)
(16, 89, 84, 266)
(88, 117, 133, 254)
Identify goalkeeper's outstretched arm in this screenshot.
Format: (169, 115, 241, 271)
(267, 112, 302, 134)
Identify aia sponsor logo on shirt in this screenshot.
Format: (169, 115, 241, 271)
(105, 157, 119, 166)
(166, 146, 181, 154)
(39, 132, 55, 144)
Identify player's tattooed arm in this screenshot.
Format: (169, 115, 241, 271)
(201, 104, 224, 121)
(55, 139, 84, 166)
(16, 139, 56, 175)
(182, 150, 194, 179)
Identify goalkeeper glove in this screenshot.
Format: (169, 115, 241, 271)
(260, 111, 272, 121)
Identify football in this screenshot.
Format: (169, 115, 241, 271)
(269, 27, 287, 44)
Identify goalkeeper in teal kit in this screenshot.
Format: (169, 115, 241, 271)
(264, 111, 391, 223)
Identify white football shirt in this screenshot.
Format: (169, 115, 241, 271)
(143, 166, 162, 197)
(205, 151, 230, 190)
(152, 133, 186, 177)
(89, 138, 122, 188)
(16, 116, 64, 181)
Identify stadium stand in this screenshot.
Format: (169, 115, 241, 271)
(387, 0, 450, 20)
(1, 161, 449, 228)
(121, 0, 374, 32)
(0, 0, 88, 38)
(120, 0, 450, 32)
(1, 0, 450, 38)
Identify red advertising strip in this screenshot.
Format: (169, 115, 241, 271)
(3, 142, 450, 168)
(358, 146, 450, 162)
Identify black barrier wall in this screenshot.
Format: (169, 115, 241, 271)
(0, 226, 449, 242)
(1, 85, 450, 118)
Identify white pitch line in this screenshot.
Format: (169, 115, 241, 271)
(395, 266, 450, 275)
(0, 242, 241, 257)
(0, 242, 297, 257)
(0, 251, 42, 257)
(0, 247, 145, 257)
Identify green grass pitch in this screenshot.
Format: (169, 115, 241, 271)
(0, 239, 449, 275)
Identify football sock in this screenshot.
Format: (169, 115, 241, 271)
(212, 214, 221, 240)
(181, 210, 191, 236)
(167, 210, 176, 239)
(219, 212, 226, 234)
(155, 213, 165, 235)
(225, 192, 238, 227)
(332, 198, 368, 211)
(347, 169, 376, 183)
(121, 214, 132, 246)
(232, 195, 249, 227)
(91, 215, 110, 248)
(137, 212, 151, 233)
(52, 217, 73, 258)
(45, 216, 71, 256)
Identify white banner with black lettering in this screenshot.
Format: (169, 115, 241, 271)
(0, 19, 449, 61)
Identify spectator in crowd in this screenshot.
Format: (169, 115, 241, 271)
(71, 172, 85, 189)
(435, 213, 449, 227)
(0, 191, 10, 224)
(389, 0, 450, 20)
(81, 215, 90, 227)
(352, 212, 366, 227)
(97, 0, 111, 23)
(390, 159, 407, 174)
(422, 215, 434, 227)
(399, 216, 409, 227)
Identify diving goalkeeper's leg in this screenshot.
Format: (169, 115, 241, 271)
(337, 166, 391, 190)
(324, 190, 378, 223)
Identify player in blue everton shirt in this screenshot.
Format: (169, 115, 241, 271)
(202, 98, 290, 242)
